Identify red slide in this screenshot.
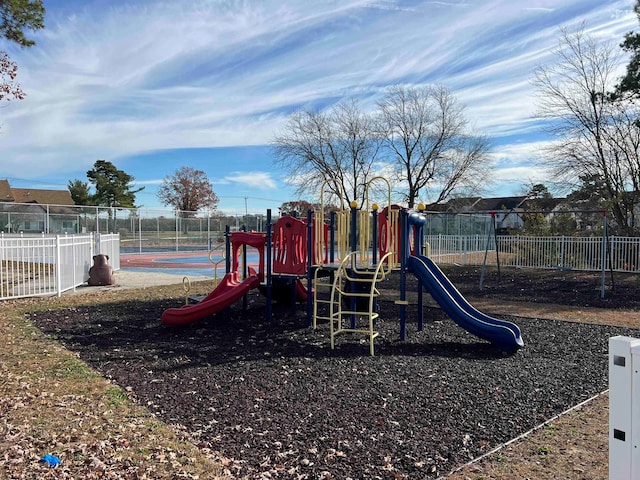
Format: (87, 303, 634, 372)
(161, 271, 260, 326)
(295, 280, 308, 301)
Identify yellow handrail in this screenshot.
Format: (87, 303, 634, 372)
(182, 276, 191, 305)
(208, 243, 226, 285)
(317, 178, 348, 265)
(328, 251, 393, 356)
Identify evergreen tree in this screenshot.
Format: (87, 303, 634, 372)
(67, 179, 93, 205)
(617, 1, 640, 96)
(86, 160, 143, 208)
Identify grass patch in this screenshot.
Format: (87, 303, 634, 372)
(53, 356, 101, 380)
(0, 285, 227, 480)
(105, 385, 128, 406)
(537, 445, 552, 455)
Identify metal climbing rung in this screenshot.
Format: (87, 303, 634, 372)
(329, 252, 393, 356)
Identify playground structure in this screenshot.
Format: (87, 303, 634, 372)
(161, 179, 524, 355)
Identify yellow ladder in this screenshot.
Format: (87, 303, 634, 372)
(329, 252, 392, 356)
(312, 266, 334, 329)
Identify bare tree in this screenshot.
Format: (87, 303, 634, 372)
(533, 26, 640, 235)
(600, 101, 640, 233)
(157, 166, 219, 216)
(377, 84, 491, 208)
(272, 99, 384, 207)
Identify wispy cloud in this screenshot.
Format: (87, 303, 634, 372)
(523, 7, 555, 13)
(223, 172, 278, 189)
(0, 0, 636, 207)
(132, 179, 164, 186)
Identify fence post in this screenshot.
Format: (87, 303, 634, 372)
(609, 335, 640, 479)
(138, 213, 142, 253)
(55, 235, 62, 297)
(463, 235, 467, 265)
(175, 211, 179, 252)
(72, 234, 77, 291)
(602, 214, 607, 299)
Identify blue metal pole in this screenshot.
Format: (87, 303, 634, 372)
(372, 206, 378, 265)
(307, 209, 314, 327)
(224, 225, 231, 274)
(329, 210, 336, 264)
(266, 209, 273, 323)
(415, 211, 424, 331)
(350, 203, 357, 255)
(399, 209, 408, 340)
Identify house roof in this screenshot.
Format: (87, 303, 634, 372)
(426, 196, 528, 213)
(0, 179, 14, 202)
(11, 188, 75, 205)
(427, 196, 565, 213)
(0, 180, 75, 206)
(473, 196, 528, 211)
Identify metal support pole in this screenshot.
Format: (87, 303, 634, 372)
(242, 225, 248, 310)
(372, 207, 378, 265)
(266, 209, 273, 323)
(601, 211, 608, 299)
(307, 209, 314, 327)
(399, 209, 408, 341)
(415, 211, 424, 331)
(175, 211, 179, 252)
(330, 210, 336, 264)
(224, 225, 231, 274)
(350, 203, 358, 255)
(138, 213, 142, 253)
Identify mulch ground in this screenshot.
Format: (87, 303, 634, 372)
(31, 266, 640, 479)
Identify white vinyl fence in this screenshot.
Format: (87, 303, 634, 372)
(425, 234, 640, 273)
(0, 233, 120, 300)
(97, 233, 120, 270)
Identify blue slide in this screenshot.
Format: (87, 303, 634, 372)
(407, 254, 524, 351)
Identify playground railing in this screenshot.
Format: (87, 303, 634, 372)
(425, 234, 640, 273)
(0, 232, 120, 300)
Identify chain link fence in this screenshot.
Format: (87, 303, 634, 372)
(5, 202, 634, 273)
(0, 202, 269, 253)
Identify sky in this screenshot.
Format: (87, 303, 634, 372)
(0, 0, 638, 215)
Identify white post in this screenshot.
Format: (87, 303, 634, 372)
(55, 235, 62, 297)
(609, 335, 640, 479)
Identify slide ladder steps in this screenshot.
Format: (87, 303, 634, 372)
(329, 252, 392, 356)
(312, 266, 335, 329)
